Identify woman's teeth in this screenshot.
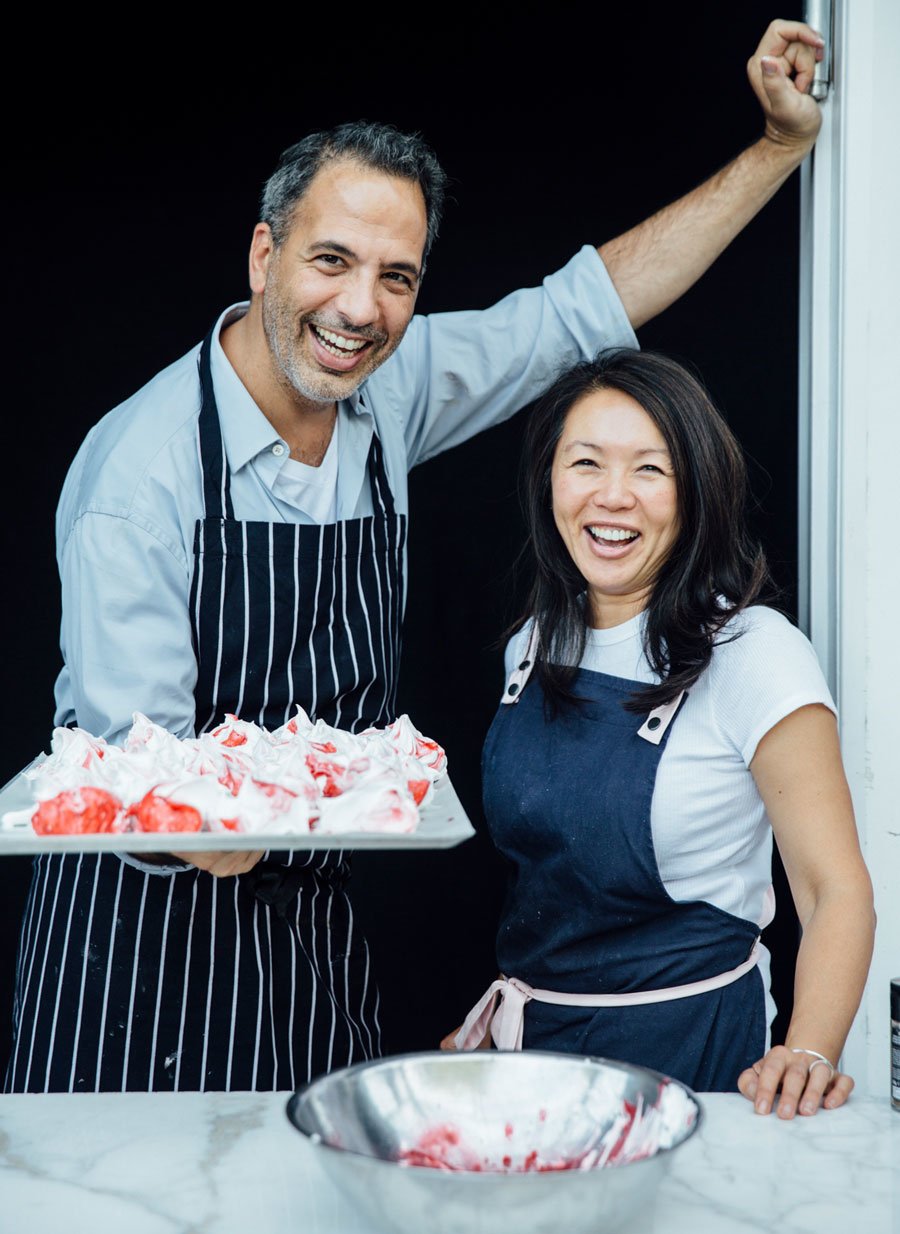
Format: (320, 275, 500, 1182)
(588, 527, 639, 542)
(312, 325, 368, 357)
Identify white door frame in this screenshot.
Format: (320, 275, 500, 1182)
(798, 0, 900, 1097)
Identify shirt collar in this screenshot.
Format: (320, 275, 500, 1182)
(209, 303, 370, 475)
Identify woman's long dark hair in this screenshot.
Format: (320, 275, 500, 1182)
(519, 349, 771, 714)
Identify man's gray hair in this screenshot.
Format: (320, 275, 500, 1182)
(260, 121, 447, 262)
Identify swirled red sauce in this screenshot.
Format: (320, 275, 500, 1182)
(251, 780, 297, 810)
(132, 792, 203, 833)
(305, 753, 346, 797)
(407, 779, 430, 806)
(32, 788, 122, 835)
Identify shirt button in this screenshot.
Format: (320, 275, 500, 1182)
(507, 683, 520, 696)
(647, 716, 661, 731)
(272, 443, 285, 457)
(518, 660, 531, 671)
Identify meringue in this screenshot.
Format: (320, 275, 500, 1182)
(16, 710, 447, 837)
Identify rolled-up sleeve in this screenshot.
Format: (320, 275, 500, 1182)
(382, 246, 637, 469)
(54, 510, 200, 875)
(55, 510, 198, 745)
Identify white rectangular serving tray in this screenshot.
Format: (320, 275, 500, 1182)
(0, 760, 475, 853)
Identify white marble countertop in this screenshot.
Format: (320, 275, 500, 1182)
(0, 1091, 896, 1234)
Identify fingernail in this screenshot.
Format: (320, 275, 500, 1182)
(778, 1102, 794, 1119)
(801, 1101, 816, 1115)
(755, 1099, 769, 1114)
(761, 58, 778, 76)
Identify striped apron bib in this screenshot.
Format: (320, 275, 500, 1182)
(5, 325, 406, 1093)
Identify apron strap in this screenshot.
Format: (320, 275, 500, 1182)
(197, 346, 395, 524)
(502, 622, 540, 704)
(455, 977, 533, 1051)
(456, 944, 762, 1054)
(637, 690, 687, 744)
(366, 428, 397, 518)
(197, 325, 235, 522)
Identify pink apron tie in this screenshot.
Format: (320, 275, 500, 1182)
(455, 942, 762, 1053)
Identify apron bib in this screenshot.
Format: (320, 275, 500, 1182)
(6, 325, 406, 1093)
(480, 661, 766, 1092)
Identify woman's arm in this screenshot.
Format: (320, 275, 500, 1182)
(740, 703, 875, 1118)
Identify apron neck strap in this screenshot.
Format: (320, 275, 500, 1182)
(197, 325, 235, 521)
(502, 621, 540, 704)
(197, 330, 397, 522)
(365, 428, 397, 517)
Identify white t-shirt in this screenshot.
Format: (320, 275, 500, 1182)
(503, 606, 836, 1030)
(271, 417, 339, 523)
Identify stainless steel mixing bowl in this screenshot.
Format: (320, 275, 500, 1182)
(286, 1051, 701, 1234)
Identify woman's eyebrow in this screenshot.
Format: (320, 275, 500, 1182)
(561, 440, 670, 456)
(561, 439, 603, 452)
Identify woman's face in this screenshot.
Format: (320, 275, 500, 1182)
(551, 387, 680, 628)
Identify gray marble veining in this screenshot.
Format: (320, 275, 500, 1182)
(0, 1092, 896, 1234)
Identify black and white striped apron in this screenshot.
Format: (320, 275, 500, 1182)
(5, 325, 406, 1092)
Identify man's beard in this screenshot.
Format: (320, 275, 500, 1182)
(261, 280, 395, 406)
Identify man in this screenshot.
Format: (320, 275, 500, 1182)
(5, 21, 825, 1093)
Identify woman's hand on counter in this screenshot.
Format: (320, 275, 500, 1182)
(737, 1044, 854, 1118)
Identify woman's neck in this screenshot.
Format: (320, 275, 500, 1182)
(588, 589, 649, 630)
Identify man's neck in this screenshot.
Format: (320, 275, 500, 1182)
(220, 303, 337, 467)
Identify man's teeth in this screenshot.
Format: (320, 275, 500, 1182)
(312, 325, 368, 356)
(588, 527, 639, 542)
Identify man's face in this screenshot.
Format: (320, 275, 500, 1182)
(252, 158, 428, 405)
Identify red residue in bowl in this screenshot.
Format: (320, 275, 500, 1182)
(396, 1100, 648, 1174)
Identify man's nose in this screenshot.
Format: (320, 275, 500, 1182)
(333, 271, 379, 328)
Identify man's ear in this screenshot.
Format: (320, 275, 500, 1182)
(249, 223, 275, 294)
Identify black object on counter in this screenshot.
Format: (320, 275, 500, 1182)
(891, 978, 900, 1112)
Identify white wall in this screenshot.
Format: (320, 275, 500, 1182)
(801, 0, 900, 1097)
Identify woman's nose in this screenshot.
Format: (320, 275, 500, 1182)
(593, 471, 635, 509)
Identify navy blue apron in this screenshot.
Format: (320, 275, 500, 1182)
(482, 663, 766, 1092)
(5, 323, 405, 1093)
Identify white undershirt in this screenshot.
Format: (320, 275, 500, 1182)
(271, 416, 340, 522)
(504, 606, 836, 1030)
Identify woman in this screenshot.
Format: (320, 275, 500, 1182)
(451, 350, 874, 1119)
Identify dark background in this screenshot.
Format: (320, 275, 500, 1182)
(1, 7, 804, 1068)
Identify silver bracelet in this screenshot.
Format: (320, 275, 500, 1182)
(790, 1047, 835, 1078)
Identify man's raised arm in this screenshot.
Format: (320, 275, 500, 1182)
(600, 20, 825, 329)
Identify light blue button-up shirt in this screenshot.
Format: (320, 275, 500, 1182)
(54, 245, 636, 744)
